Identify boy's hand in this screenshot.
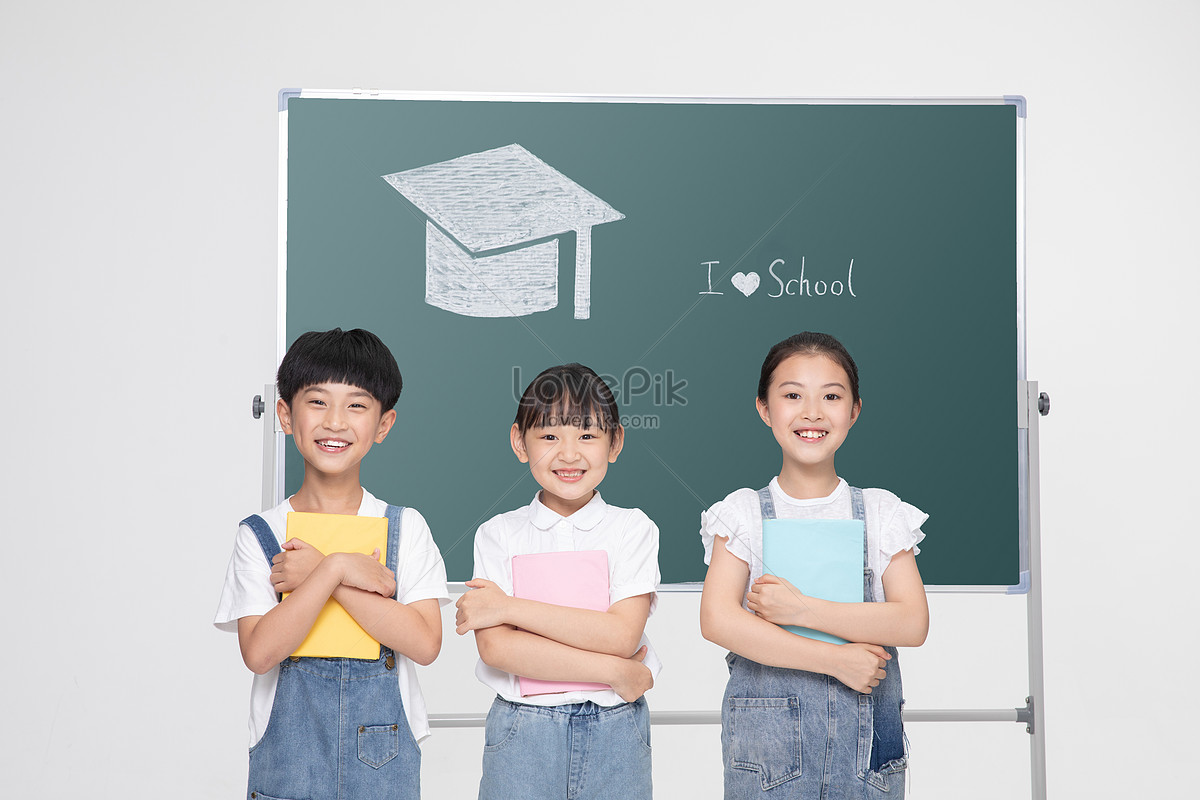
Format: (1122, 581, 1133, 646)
(747, 574, 813, 627)
(830, 642, 890, 694)
(271, 538, 327, 593)
(609, 645, 654, 702)
(454, 579, 512, 634)
(334, 550, 397, 598)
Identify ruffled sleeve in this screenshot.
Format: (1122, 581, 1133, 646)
(700, 494, 757, 568)
(881, 499, 927, 563)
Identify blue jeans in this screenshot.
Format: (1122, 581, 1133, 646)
(478, 696, 653, 800)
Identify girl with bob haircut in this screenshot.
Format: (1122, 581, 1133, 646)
(455, 363, 661, 800)
(700, 332, 929, 799)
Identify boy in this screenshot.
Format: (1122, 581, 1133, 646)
(214, 328, 448, 800)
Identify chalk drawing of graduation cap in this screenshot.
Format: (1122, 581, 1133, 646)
(382, 144, 624, 320)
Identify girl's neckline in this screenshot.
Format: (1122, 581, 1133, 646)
(770, 476, 847, 505)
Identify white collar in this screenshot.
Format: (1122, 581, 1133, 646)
(528, 490, 607, 531)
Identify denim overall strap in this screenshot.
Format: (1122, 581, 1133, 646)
(849, 486, 867, 572)
(242, 514, 282, 601)
(242, 514, 280, 566)
(756, 486, 776, 520)
(383, 504, 404, 599)
(849, 486, 907, 777)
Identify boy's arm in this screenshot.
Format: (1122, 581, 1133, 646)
(332, 589, 442, 666)
(473, 624, 653, 702)
(745, 548, 929, 647)
(455, 579, 650, 657)
(236, 554, 355, 674)
(273, 538, 443, 666)
(699, 535, 890, 694)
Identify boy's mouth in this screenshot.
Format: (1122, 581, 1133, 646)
(316, 439, 351, 451)
(553, 469, 585, 483)
(794, 429, 827, 440)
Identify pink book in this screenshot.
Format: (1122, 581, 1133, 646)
(511, 550, 611, 697)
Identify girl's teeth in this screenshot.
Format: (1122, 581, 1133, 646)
(798, 431, 826, 439)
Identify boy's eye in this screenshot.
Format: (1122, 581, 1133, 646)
(580, 433, 596, 440)
(309, 399, 327, 406)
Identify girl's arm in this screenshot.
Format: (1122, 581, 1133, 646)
(472, 624, 653, 702)
(699, 535, 890, 694)
(455, 578, 650, 657)
(746, 548, 929, 647)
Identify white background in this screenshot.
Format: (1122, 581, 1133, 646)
(2, 2, 1197, 797)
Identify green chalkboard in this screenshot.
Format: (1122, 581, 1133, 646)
(282, 95, 1021, 585)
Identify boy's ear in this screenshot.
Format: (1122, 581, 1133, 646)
(755, 397, 771, 427)
(510, 423, 530, 463)
(276, 398, 293, 435)
(607, 425, 625, 463)
(374, 409, 397, 443)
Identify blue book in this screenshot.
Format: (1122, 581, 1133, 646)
(761, 519, 865, 645)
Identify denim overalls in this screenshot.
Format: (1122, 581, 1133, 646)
(241, 505, 421, 800)
(720, 487, 906, 799)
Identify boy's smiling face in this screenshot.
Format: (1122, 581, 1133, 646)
(277, 382, 396, 481)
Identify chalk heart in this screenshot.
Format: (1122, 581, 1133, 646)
(731, 271, 760, 297)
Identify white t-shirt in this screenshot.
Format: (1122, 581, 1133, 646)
(471, 491, 663, 707)
(700, 477, 927, 603)
(213, 489, 450, 746)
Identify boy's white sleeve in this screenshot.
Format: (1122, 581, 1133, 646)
(396, 508, 451, 606)
(213, 523, 278, 632)
(610, 510, 661, 613)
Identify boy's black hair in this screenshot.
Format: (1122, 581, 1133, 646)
(277, 328, 403, 411)
(514, 363, 621, 439)
(758, 332, 861, 405)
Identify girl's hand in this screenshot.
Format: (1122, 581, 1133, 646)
(454, 579, 512, 634)
(271, 538, 327, 593)
(747, 574, 808, 627)
(831, 642, 890, 694)
(609, 645, 654, 702)
(334, 549, 397, 598)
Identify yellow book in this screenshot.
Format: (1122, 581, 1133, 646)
(284, 511, 389, 660)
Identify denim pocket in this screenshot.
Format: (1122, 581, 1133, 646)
(727, 696, 802, 790)
(249, 792, 303, 800)
(357, 723, 400, 769)
(623, 699, 652, 753)
(482, 700, 522, 752)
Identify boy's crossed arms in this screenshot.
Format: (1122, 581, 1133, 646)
(238, 538, 442, 674)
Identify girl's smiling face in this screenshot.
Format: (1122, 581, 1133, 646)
(511, 421, 623, 517)
(756, 353, 861, 477)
